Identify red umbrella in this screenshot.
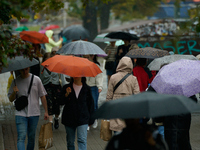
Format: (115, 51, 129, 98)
(41, 55, 102, 77)
(44, 25, 60, 30)
(20, 31, 49, 44)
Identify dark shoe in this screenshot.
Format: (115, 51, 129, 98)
(54, 119, 59, 129)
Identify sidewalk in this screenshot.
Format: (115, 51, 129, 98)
(0, 105, 107, 150)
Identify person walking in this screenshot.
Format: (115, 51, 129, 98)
(60, 77, 94, 150)
(148, 86, 196, 150)
(114, 39, 131, 74)
(104, 41, 118, 83)
(133, 58, 153, 92)
(8, 67, 48, 150)
(106, 118, 169, 150)
(106, 56, 140, 134)
(45, 30, 63, 53)
(40, 53, 62, 129)
(83, 55, 103, 129)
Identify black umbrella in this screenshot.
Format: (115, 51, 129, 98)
(0, 56, 39, 74)
(93, 92, 200, 119)
(62, 25, 90, 40)
(105, 31, 139, 40)
(126, 47, 169, 59)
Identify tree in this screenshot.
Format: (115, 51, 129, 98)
(0, 0, 64, 71)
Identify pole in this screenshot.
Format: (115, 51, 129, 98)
(63, 2, 69, 28)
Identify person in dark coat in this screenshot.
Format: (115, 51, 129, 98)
(60, 77, 94, 150)
(106, 118, 168, 150)
(148, 86, 197, 150)
(114, 39, 131, 74)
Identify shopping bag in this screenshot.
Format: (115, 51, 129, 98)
(100, 120, 112, 141)
(38, 122, 53, 150)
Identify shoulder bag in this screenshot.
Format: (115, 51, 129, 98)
(15, 74, 34, 111)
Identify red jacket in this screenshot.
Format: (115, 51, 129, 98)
(133, 66, 151, 92)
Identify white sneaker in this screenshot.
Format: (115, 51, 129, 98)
(92, 119, 98, 128)
(87, 126, 90, 131)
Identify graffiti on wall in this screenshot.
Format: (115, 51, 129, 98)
(134, 36, 200, 56)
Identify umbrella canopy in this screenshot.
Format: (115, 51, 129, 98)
(44, 25, 60, 30)
(41, 55, 102, 77)
(148, 54, 198, 71)
(105, 31, 139, 40)
(196, 54, 200, 60)
(38, 30, 47, 34)
(93, 33, 118, 42)
(62, 25, 90, 40)
(56, 40, 107, 56)
(20, 31, 49, 44)
(126, 47, 169, 59)
(15, 26, 29, 31)
(93, 92, 200, 119)
(151, 59, 200, 97)
(0, 56, 39, 74)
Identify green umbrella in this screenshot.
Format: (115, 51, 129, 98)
(15, 26, 29, 31)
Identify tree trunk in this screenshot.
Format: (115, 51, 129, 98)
(99, 2, 111, 30)
(83, 1, 98, 42)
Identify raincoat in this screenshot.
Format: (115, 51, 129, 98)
(106, 56, 140, 131)
(45, 30, 62, 53)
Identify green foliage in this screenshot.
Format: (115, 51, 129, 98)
(0, 25, 37, 71)
(111, 0, 161, 21)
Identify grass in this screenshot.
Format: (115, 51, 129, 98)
(27, 25, 41, 31)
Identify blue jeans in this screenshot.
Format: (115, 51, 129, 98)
(90, 86, 99, 111)
(65, 124, 88, 150)
(158, 126, 165, 139)
(15, 115, 39, 150)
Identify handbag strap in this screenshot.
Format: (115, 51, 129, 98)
(113, 73, 131, 93)
(27, 74, 34, 95)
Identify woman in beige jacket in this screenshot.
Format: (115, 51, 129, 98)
(106, 56, 140, 132)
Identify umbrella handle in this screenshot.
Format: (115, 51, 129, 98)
(41, 67, 45, 74)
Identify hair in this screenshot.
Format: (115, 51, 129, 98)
(70, 77, 86, 84)
(42, 53, 51, 62)
(92, 55, 100, 66)
(136, 58, 147, 66)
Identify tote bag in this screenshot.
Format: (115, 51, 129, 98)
(100, 120, 112, 141)
(38, 122, 53, 150)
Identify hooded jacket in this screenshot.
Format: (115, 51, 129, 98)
(45, 30, 62, 53)
(106, 56, 140, 131)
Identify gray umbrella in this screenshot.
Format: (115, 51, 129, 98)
(147, 54, 199, 71)
(0, 56, 39, 74)
(56, 40, 107, 56)
(93, 92, 200, 119)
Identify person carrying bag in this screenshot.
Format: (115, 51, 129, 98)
(100, 73, 131, 141)
(106, 56, 140, 134)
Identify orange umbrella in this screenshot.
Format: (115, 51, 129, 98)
(20, 31, 49, 44)
(44, 25, 60, 30)
(41, 55, 102, 77)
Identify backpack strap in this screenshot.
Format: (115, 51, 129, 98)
(113, 73, 131, 93)
(27, 75, 34, 95)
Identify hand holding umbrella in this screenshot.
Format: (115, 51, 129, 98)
(65, 87, 71, 97)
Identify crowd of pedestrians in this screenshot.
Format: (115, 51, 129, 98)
(6, 28, 198, 150)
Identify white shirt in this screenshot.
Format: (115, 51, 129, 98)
(73, 83, 82, 98)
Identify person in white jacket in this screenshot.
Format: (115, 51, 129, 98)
(83, 55, 103, 129)
(45, 30, 63, 53)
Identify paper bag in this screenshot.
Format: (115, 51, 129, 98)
(38, 122, 53, 150)
(100, 120, 112, 141)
